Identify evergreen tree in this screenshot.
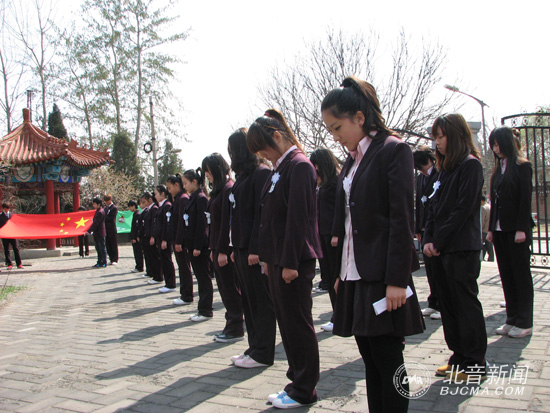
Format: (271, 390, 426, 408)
(111, 130, 140, 177)
(47, 103, 68, 140)
(157, 139, 183, 183)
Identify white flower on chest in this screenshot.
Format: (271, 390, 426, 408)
(229, 193, 236, 209)
(183, 213, 189, 226)
(269, 172, 280, 193)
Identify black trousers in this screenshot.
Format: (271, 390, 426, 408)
(212, 251, 244, 337)
(175, 250, 193, 302)
(141, 237, 152, 276)
(2, 238, 21, 266)
(355, 335, 408, 413)
(78, 235, 89, 257)
(105, 228, 118, 263)
(131, 241, 144, 271)
(319, 234, 338, 320)
(158, 242, 176, 288)
(93, 235, 107, 266)
(188, 248, 213, 317)
(146, 239, 163, 281)
(432, 251, 487, 369)
(233, 248, 276, 365)
(268, 260, 319, 405)
(423, 253, 439, 311)
(493, 231, 533, 329)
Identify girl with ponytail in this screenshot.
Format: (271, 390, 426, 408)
(180, 168, 213, 322)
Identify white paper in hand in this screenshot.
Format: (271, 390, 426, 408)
(372, 286, 414, 315)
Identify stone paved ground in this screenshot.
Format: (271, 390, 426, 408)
(0, 245, 549, 413)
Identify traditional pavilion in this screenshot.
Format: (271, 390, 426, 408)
(0, 108, 111, 249)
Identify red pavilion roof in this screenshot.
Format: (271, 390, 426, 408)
(0, 109, 111, 168)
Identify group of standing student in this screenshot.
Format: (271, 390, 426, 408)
(122, 77, 534, 411)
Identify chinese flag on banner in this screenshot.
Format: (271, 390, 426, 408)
(0, 210, 96, 239)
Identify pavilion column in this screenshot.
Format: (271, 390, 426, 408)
(73, 181, 80, 247)
(54, 192, 60, 247)
(45, 179, 56, 250)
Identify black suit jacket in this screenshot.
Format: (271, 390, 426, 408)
(104, 203, 118, 232)
(414, 167, 438, 234)
(423, 155, 484, 253)
(207, 181, 233, 254)
(258, 149, 322, 271)
(171, 191, 189, 245)
(88, 207, 106, 237)
(231, 165, 271, 254)
(182, 188, 209, 251)
(144, 204, 158, 237)
(130, 210, 141, 240)
(153, 200, 172, 241)
(332, 135, 418, 287)
(489, 161, 533, 233)
(0, 211, 10, 229)
(317, 181, 337, 236)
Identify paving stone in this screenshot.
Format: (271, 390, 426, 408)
(0, 246, 548, 412)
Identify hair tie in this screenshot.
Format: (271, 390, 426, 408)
(264, 111, 273, 118)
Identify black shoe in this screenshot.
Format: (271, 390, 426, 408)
(213, 333, 245, 343)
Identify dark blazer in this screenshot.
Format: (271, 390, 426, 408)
(423, 155, 484, 253)
(144, 204, 158, 237)
(258, 149, 322, 271)
(489, 161, 533, 234)
(88, 207, 106, 237)
(139, 207, 149, 239)
(182, 188, 209, 251)
(0, 211, 10, 229)
(130, 210, 141, 240)
(152, 200, 172, 241)
(317, 181, 337, 236)
(414, 167, 438, 234)
(207, 180, 233, 254)
(332, 135, 419, 287)
(231, 165, 272, 254)
(104, 203, 118, 232)
(171, 191, 189, 244)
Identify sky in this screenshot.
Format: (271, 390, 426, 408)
(60, 0, 550, 169)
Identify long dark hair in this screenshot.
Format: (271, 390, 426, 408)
(489, 126, 528, 197)
(247, 108, 303, 155)
(228, 128, 260, 178)
(155, 184, 172, 203)
(166, 174, 184, 192)
(310, 148, 339, 187)
(182, 168, 205, 195)
(201, 153, 231, 197)
(321, 75, 394, 138)
(432, 113, 480, 172)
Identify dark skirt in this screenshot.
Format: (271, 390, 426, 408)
(333, 276, 425, 338)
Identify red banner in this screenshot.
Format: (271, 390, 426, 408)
(0, 210, 96, 239)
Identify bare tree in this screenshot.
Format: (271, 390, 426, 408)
(11, 0, 56, 130)
(259, 28, 453, 159)
(0, 0, 26, 133)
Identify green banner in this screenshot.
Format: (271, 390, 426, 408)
(115, 210, 134, 234)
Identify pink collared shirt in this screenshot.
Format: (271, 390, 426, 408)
(340, 135, 373, 281)
(275, 145, 298, 169)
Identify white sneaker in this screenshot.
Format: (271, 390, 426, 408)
(320, 322, 333, 332)
(131, 268, 142, 273)
(173, 298, 192, 305)
(158, 287, 177, 293)
(268, 390, 287, 404)
(147, 279, 162, 285)
(234, 355, 269, 369)
(499, 301, 507, 308)
(189, 313, 211, 322)
(142, 274, 151, 278)
(508, 326, 532, 338)
(496, 324, 514, 335)
(312, 286, 327, 293)
(429, 311, 442, 320)
(110, 261, 118, 265)
(231, 354, 246, 364)
(422, 307, 437, 316)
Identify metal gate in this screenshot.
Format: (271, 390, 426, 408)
(501, 113, 550, 268)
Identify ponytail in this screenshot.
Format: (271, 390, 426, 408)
(247, 108, 303, 154)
